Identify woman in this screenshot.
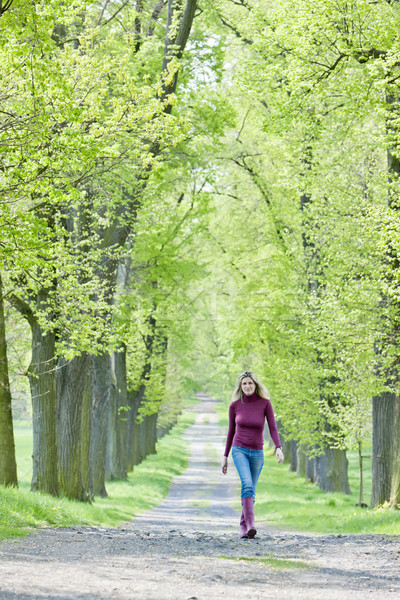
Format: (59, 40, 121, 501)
(221, 371, 284, 539)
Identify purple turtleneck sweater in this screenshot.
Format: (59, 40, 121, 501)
(224, 393, 281, 457)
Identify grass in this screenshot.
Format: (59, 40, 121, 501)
(0, 411, 195, 541)
(254, 447, 400, 535)
(8, 399, 400, 540)
(215, 400, 400, 535)
(13, 421, 34, 489)
(218, 554, 310, 571)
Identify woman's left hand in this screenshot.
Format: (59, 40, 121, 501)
(276, 448, 284, 463)
(221, 456, 228, 474)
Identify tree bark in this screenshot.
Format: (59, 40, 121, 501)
(106, 348, 128, 480)
(57, 351, 120, 499)
(132, 418, 142, 467)
(306, 454, 315, 482)
(289, 440, 298, 472)
(29, 319, 58, 495)
(90, 353, 113, 497)
(157, 419, 174, 440)
(10, 291, 59, 495)
(56, 354, 91, 501)
(126, 387, 142, 471)
(146, 412, 158, 456)
(138, 416, 147, 465)
(161, 0, 198, 109)
(296, 443, 307, 477)
(0, 273, 18, 486)
(315, 447, 351, 494)
(126, 382, 147, 470)
(371, 391, 400, 506)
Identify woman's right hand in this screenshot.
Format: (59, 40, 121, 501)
(221, 456, 228, 474)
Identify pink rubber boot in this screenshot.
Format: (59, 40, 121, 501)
(242, 496, 257, 538)
(240, 510, 248, 538)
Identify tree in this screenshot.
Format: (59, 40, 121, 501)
(1, 0, 198, 499)
(210, 0, 400, 501)
(0, 272, 18, 486)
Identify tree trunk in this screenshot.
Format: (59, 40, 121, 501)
(370, 97, 400, 507)
(161, 0, 198, 110)
(132, 418, 142, 467)
(371, 391, 400, 506)
(157, 419, 174, 440)
(289, 440, 298, 472)
(126, 386, 144, 471)
(0, 273, 18, 486)
(282, 439, 291, 465)
(138, 416, 147, 465)
(56, 353, 91, 501)
(28, 317, 58, 495)
(306, 454, 315, 482)
(315, 447, 351, 494)
(296, 443, 307, 477)
(115, 347, 129, 475)
(90, 353, 113, 497)
(126, 320, 155, 470)
(9, 290, 58, 495)
(57, 352, 120, 499)
(106, 348, 128, 480)
(146, 412, 158, 456)
(134, 413, 156, 465)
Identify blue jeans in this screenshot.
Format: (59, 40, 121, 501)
(232, 445, 264, 500)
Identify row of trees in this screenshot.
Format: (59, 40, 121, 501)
(2, 0, 400, 508)
(1, 0, 203, 499)
(196, 0, 400, 507)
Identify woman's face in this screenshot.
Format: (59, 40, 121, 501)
(241, 377, 256, 396)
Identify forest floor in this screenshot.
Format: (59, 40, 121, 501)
(0, 395, 400, 600)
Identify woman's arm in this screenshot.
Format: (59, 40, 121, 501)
(265, 401, 284, 463)
(265, 400, 281, 448)
(221, 403, 236, 473)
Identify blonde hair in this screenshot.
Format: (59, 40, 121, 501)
(231, 370, 270, 402)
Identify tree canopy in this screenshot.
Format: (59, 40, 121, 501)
(2, 0, 400, 506)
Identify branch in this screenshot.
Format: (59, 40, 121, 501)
(207, 231, 247, 280)
(147, 1, 166, 37)
(217, 13, 253, 45)
(230, 155, 291, 255)
(0, 0, 13, 17)
(134, 0, 143, 53)
(8, 294, 36, 329)
(101, 0, 131, 27)
(236, 108, 251, 143)
(161, 0, 197, 108)
(227, 0, 252, 8)
(97, 0, 111, 26)
(354, 48, 387, 64)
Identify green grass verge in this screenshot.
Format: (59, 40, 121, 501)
(216, 400, 400, 535)
(219, 554, 310, 570)
(255, 448, 400, 535)
(0, 411, 195, 542)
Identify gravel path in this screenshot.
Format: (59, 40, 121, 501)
(1, 394, 400, 600)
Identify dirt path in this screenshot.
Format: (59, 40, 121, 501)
(1, 395, 400, 600)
